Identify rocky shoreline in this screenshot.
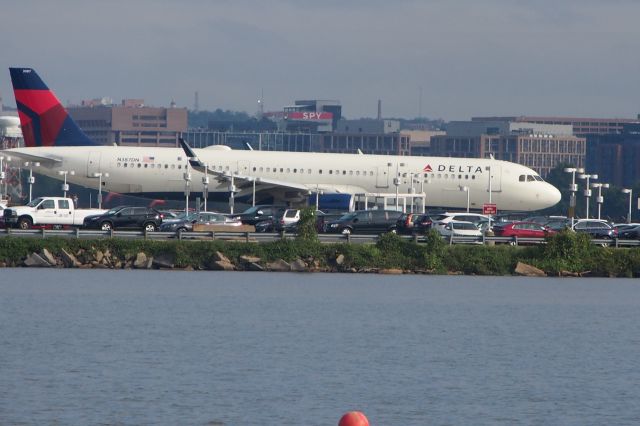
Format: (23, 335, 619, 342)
(2, 247, 594, 277)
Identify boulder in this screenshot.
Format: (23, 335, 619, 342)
(334, 254, 345, 266)
(60, 249, 82, 268)
(24, 252, 51, 267)
(212, 260, 235, 271)
(133, 252, 149, 269)
(153, 253, 176, 269)
(213, 251, 231, 264)
(514, 262, 547, 277)
(379, 268, 403, 275)
(267, 259, 290, 272)
(40, 248, 58, 266)
(239, 255, 261, 264)
(290, 259, 308, 272)
(94, 250, 104, 263)
(247, 262, 264, 271)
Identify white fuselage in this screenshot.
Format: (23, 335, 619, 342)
(2, 146, 561, 211)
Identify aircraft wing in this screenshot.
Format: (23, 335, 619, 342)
(179, 139, 367, 196)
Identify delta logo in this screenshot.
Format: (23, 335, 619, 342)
(423, 164, 433, 172)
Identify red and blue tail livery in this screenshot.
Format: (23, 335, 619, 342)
(10, 67, 98, 147)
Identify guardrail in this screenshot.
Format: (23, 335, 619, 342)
(1, 227, 640, 247)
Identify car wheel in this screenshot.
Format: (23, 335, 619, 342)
(100, 222, 113, 231)
(18, 217, 32, 230)
(144, 223, 157, 232)
(177, 227, 188, 233)
(341, 227, 352, 235)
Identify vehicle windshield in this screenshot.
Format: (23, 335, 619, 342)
(105, 207, 123, 215)
(26, 197, 44, 207)
(241, 206, 264, 215)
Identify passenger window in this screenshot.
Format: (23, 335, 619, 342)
(58, 200, 70, 209)
(41, 200, 55, 209)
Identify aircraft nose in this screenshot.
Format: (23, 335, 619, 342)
(541, 183, 562, 208)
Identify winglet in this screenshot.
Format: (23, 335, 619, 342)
(179, 138, 205, 168)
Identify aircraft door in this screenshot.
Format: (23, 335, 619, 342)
(87, 152, 101, 177)
(375, 165, 389, 188)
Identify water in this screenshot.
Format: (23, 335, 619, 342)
(1, 270, 639, 425)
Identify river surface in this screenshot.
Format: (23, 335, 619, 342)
(1, 269, 639, 425)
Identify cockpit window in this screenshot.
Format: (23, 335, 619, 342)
(519, 175, 526, 182)
(534, 175, 543, 181)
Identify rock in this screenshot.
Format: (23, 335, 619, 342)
(153, 253, 175, 269)
(91, 261, 109, 269)
(290, 259, 307, 272)
(212, 260, 235, 271)
(213, 251, 231, 264)
(514, 262, 547, 277)
(267, 259, 290, 272)
(247, 262, 264, 271)
(40, 248, 58, 266)
(380, 268, 403, 275)
(24, 252, 52, 267)
(94, 250, 104, 263)
(334, 254, 345, 266)
(239, 255, 261, 264)
(133, 252, 149, 269)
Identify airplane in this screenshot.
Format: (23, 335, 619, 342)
(2, 67, 561, 212)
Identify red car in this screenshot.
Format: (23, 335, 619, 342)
(493, 221, 556, 239)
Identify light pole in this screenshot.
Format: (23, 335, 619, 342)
(392, 162, 405, 211)
(0, 155, 9, 200)
(578, 173, 597, 219)
(58, 170, 75, 198)
(622, 188, 633, 224)
(460, 185, 470, 213)
(92, 172, 109, 209)
(486, 165, 493, 229)
(564, 167, 584, 228)
(591, 182, 609, 220)
(25, 161, 41, 202)
(202, 164, 209, 212)
(229, 173, 236, 214)
(183, 165, 191, 213)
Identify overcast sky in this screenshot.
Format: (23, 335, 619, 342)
(1, 0, 639, 120)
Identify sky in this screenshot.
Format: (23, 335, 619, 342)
(1, 0, 639, 121)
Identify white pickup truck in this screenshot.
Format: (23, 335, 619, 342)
(2, 197, 106, 229)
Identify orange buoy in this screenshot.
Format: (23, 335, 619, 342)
(339, 411, 369, 426)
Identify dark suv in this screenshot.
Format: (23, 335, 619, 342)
(231, 205, 287, 226)
(83, 206, 163, 232)
(324, 210, 402, 235)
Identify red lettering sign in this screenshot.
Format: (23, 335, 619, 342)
(483, 203, 497, 215)
(285, 112, 333, 120)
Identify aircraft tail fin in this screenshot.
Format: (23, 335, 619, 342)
(9, 67, 99, 147)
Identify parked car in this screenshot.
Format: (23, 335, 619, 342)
(492, 221, 556, 241)
(83, 206, 163, 231)
(3, 196, 106, 229)
(324, 210, 402, 235)
(230, 205, 287, 225)
(396, 213, 433, 235)
(436, 220, 483, 242)
(616, 224, 640, 239)
(572, 219, 617, 240)
(431, 212, 491, 232)
(159, 211, 241, 232)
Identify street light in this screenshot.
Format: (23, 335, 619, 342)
(183, 165, 191, 213)
(591, 182, 609, 220)
(391, 162, 405, 212)
(25, 161, 41, 202)
(460, 185, 470, 213)
(578, 173, 597, 219)
(564, 167, 584, 228)
(58, 170, 75, 198)
(0, 155, 9, 200)
(622, 188, 633, 224)
(92, 172, 109, 209)
(202, 164, 209, 212)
